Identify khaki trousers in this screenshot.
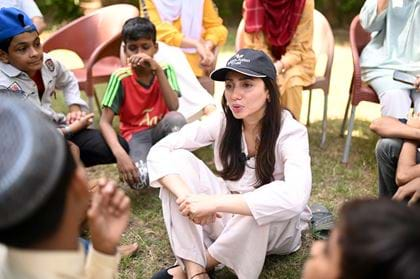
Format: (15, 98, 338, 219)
(280, 86, 303, 120)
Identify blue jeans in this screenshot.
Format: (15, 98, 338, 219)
(128, 111, 186, 186)
(375, 138, 420, 197)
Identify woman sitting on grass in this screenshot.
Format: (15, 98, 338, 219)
(147, 49, 312, 279)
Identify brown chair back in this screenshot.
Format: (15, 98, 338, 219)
(43, 4, 139, 64)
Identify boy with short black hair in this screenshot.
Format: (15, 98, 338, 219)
(100, 17, 186, 190)
(0, 7, 128, 167)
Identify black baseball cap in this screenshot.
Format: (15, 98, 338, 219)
(210, 48, 276, 81)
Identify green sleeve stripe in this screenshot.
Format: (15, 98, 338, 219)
(102, 77, 120, 107)
(110, 84, 124, 114)
(102, 68, 126, 105)
(163, 64, 181, 97)
(102, 68, 131, 106)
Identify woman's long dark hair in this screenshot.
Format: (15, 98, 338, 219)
(218, 77, 282, 187)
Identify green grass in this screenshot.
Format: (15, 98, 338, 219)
(81, 118, 378, 279)
(50, 39, 381, 278)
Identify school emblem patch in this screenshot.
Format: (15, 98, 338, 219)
(7, 82, 22, 92)
(45, 59, 55, 72)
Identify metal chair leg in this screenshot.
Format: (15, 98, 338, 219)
(306, 89, 313, 126)
(93, 88, 102, 116)
(342, 106, 356, 164)
(340, 94, 351, 137)
(320, 92, 328, 148)
(87, 96, 94, 113)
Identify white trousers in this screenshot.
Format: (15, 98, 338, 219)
(376, 88, 420, 118)
(159, 150, 304, 279)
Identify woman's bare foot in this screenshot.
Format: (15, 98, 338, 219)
(167, 265, 187, 279)
(185, 260, 209, 279)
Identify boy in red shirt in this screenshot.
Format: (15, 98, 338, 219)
(100, 17, 186, 190)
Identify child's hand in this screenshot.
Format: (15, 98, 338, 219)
(128, 53, 159, 71)
(68, 112, 94, 133)
(415, 75, 420, 90)
(406, 112, 420, 129)
(116, 152, 139, 186)
(67, 110, 84, 124)
(393, 177, 420, 206)
(87, 179, 131, 255)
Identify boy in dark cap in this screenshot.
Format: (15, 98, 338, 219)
(0, 7, 129, 167)
(0, 96, 131, 278)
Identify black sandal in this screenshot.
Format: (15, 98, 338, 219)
(151, 265, 179, 279)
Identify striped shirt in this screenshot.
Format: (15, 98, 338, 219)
(102, 65, 179, 141)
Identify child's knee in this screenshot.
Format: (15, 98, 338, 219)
(375, 138, 402, 161)
(165, 111, 187, 131)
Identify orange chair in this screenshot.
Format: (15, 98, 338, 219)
(43, 4, 139, 113)
(340, 15, 379, 164)
(235, 10, 335, 147)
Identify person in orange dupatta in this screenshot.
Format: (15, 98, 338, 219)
(238, 0, 316, 120)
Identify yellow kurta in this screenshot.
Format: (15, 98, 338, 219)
(141, 0, 228, 77)
(243, 0, 316, 119)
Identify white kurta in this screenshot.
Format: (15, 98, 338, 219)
(147, 110, 312, 279)
(154, 42, 215, 121)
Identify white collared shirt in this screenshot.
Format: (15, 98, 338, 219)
(0, 53, 88, 122)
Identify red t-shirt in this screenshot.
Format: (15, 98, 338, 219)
(102, 66, 179, 141)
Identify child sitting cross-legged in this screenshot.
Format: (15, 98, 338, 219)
(100, 17, 186, 190)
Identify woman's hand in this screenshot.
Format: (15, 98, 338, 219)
(191, 214, 220, 225)
(196, 41, 215, 70)
(177, 194, 220, 224)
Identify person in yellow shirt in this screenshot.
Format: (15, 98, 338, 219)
(238, 0, 316, 120)
(140, 0, 228, 95)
